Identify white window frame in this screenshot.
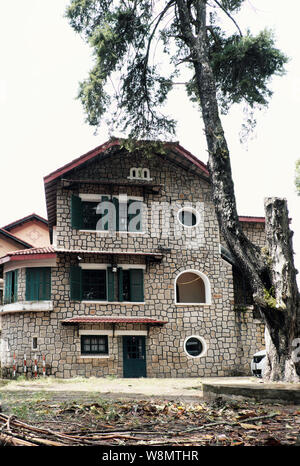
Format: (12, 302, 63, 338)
(174, 269, 211, 305)
(79, 330, 112, 358)
(32, 336, 39, 351)
(177, 206, 201, 228)
(79, 264, 146, 304)
(78, 194, 144, 233)
(115, 330, 147, 336)
(183, 335, 208, 359)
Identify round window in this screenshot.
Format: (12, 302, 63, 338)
(184, 336, 206, 358)
(177, 208, 199, 227)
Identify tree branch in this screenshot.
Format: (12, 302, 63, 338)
(212, 0, 243, 36)
(213, 0, 243, 37)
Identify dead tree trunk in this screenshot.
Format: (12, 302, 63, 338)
(262, 198, 300, 382)
(176, 0, 300, 382)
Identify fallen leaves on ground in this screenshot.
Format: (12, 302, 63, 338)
(0, 395, 299, 446)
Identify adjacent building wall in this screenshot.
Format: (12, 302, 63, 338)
(7, 221, 50, 248)
(0, 236, 26, 257)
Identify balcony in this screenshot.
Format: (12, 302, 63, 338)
(0, 300, 53, 315)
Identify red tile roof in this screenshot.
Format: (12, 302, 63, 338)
(61, 316, 167, 325)
(239, 216, 265, 223)
(0, 246, 56, 265)
(4, 246, 55, 256)
(0, 246, 165, 265)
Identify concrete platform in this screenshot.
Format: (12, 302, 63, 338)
(202, 377, 300, 404)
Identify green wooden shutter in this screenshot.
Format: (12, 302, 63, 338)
(4, 271, 12, 304)
(118, 267, 123, 302)
(13, 270, 18, 302)
(129, 269, 144, 302)
(71, 194, 83, 229)
(128, 199, 142, 232)
(97, 195, 110, 230)
(70, 266, 82, 301)
(26, 268, 39, 301)
(26, 268, 50, 301)
(107, 267, 115, 302)
(40, 268, 51, 300)
(25, 269, 32, 301)
(112, 197, 119, 231)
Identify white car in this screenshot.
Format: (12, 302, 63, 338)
(251, 349, 266, 377)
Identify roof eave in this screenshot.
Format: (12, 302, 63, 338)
(0, 229, 33, 249)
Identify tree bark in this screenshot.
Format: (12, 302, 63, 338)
(176, 0, 269, 301)
(263, 198, 300, 382)
(175, 0, 300, 381)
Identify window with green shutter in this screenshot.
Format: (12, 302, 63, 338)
(4, 270, 18, 304)
(69, 266, 144, 302)
(26, 268, 51, 301)
(70, 267, 107, 301)
(71, 194, 83, 229)
(70, 266, 82, 301)
(71, 194, 143, 232)
(107, 267, 115, 302)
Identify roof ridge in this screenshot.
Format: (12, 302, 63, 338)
(2, 213, 48, 231)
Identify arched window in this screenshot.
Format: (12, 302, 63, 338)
(142, 168, 150, 180)
(129, 167, 138, 179)
(175, 270, 211, 304)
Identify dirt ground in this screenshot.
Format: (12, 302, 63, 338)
(0, 376, 204, 400)
(0, 377, 300, 447)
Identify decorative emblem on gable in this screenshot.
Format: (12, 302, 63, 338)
(128, 167, 151, 180)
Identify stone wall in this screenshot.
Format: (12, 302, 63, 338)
(240, 221, 266, 249)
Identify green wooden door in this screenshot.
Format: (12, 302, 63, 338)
(123, 336, 146, 378)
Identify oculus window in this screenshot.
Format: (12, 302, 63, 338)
(177, 207, 199, 227)
(184, 336, 207, 358)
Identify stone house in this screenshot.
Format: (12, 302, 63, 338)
(0, 139, 265, 378)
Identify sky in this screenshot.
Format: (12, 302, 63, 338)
(0, 0, 299, 278)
